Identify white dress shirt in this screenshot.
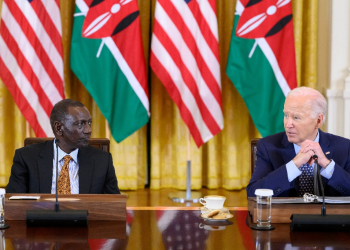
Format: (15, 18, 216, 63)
(51, 140, 80, 194)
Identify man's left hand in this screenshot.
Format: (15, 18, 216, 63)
(300, 139, 331, 168)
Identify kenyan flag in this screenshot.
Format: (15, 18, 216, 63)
(70, 0, 149, 142)
(226, 0, 297, 137)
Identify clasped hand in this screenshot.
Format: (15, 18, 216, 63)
(292, 140, 331, 169)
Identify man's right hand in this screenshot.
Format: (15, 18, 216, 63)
(292, 149, 315, 168)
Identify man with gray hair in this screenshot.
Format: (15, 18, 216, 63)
(247, 87, 350, 197)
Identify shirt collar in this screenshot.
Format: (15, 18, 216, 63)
(293, 131, 319, 154)
(53, 139, 79, 163)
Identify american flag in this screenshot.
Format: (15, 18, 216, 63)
(150, 0, 223, 147)
(0, 0, 65, 137)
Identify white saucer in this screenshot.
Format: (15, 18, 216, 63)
(200, 206, 228, 214)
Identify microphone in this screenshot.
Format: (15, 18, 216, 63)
(290, 154, 350, 231)
(26, 138, 88, 227)
(55, 139, 59, 212)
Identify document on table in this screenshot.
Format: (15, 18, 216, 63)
(8, 196, 40, 200)
(269, 197, 350, 204)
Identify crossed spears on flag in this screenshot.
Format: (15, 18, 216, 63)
(74, 0, 134, 58)
(236, 0, 291, 58)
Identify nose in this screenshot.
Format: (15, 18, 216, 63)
(285, 117, 293, 128)
(83, 123, 92, 134)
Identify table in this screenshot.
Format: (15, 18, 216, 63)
(1, 207, 350, 249)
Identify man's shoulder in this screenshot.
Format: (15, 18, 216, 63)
(321, 131, 350, 145)
(258, 132, 286, 146)
(80, 145, 110, 157)
(16, 140, 52, 153)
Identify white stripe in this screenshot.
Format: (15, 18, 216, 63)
(76, 0, 150, 114)
(151, 35, 213, 142)
(14, 0, 63, 81)
(0, 36, 54, 137)
(41, 0, 63, 36)
(155, 2, 223, 128)
(196, 0, 218, 41)
(257, 38, 291, 96)
(2, 2, 63, 105)
(170, 0, 221, 87)
(104, 38, 150, 114)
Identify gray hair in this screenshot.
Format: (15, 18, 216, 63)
(287, 87, 327, 123)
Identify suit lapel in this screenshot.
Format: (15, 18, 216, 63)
(78, 147, 94, 194)
(281, 133, 299, 191)
(38, 140, 54, 193)
(319, 130, 332, 161)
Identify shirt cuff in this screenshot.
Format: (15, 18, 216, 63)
(286, 160, 302, 182)
(320, 160, 335, 179)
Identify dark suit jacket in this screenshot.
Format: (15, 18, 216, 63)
(6, 140, 120, 194)
(247, 130, 350, 197)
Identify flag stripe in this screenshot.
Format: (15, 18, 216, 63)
(13, 0, 64, 91)
(31, 0, 63, 56)
(6, 1, 64, 99)
(151, 35, 212, 143)
(258, 38, 291, 96)
(150, 51, 204, 146)
(1, 23, 53, 116)
(154, 1, 222, 126)
(159, 1, 222, 107)
(0, 37, 53, 136)
(168, 0, 221, 86)
(0, 0, 64, 137)
(76, 0, 149, 113)
(153, 21, 221, 135)
(151, 0, 223, 147)
(2, 2, 63, 106)
(189, 0, 219, 60)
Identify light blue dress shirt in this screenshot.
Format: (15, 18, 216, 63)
(51, 140, 80, 194)
(286, 132, 335, 182)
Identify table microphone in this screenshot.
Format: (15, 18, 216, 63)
(290, 154, 350, 231)
(26, 139, 88, 227)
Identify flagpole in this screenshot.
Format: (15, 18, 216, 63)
(168, 127, 202, 203)
(26, 121, 30, 138)
(186, 128, 191, 199)
(105, 119, 110, 139)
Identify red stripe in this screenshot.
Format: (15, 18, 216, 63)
(266, 19, 297, 90)
(208, 0, 217, 15)
(0, 57, 47, 137)
(159, 0, 222, 107)
(150, 51, 204, 147)
(187, 0, 220, 62)
(8, 0, 65, 98)
(30, 0, 63, 57)
(1, 25, 53, 117)
(111, 13, 148, 97)
(153, 21, 221, 135)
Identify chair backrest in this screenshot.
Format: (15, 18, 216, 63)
(251, 138, 260, 176)
(24, 137, 110, 152)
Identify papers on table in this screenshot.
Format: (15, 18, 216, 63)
(8, 196, 40, 200)
(269, 197, 350, 204)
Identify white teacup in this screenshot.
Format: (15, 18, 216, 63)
(199, 195, 226, 210)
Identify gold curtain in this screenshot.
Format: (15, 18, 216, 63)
(0, 0, 317, 190)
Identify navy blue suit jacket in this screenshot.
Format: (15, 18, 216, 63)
(6, 140, 120, 194)
(247, 130, 350, 197)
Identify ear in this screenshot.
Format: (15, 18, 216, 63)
(53, 121, 63, 136)
(316, 113, 323, 128)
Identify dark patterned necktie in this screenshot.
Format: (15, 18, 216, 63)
(299, 163, 314, 196)
(57, 155, 72, 194)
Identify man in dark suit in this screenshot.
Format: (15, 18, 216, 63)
(6, 99, 120, 194)
(247, 87, 350, 197)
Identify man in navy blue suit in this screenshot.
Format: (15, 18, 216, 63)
(247, 87, 350, 197)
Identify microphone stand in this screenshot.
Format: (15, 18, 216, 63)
(26, 139, 88, 227)
(55, 139, 59, 212)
